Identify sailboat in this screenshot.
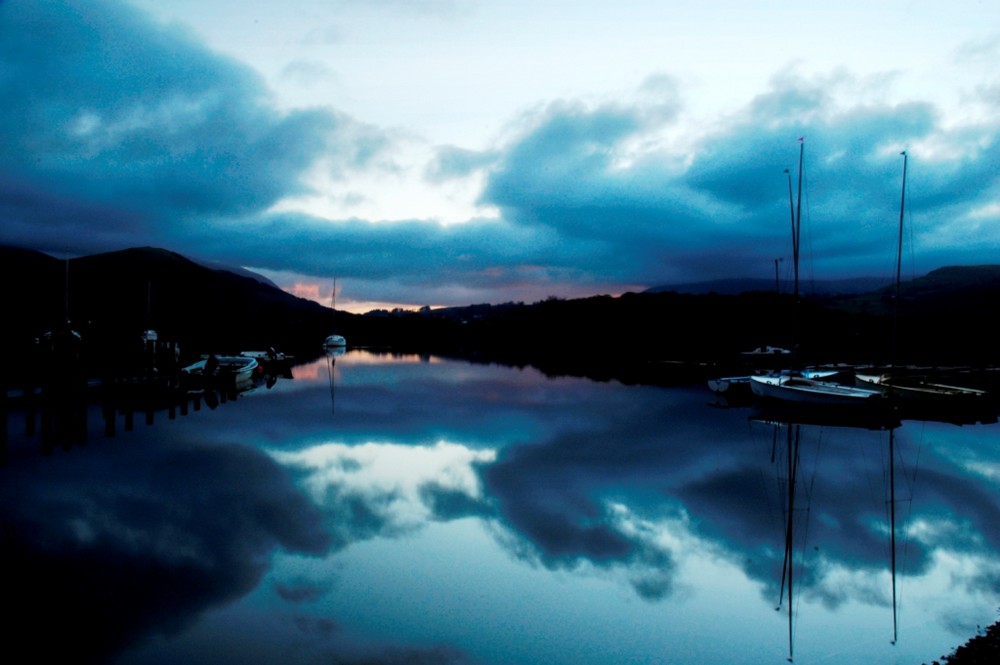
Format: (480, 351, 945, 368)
(40, 259, 83, 353)
(323, 279, 347, 349)
(750, 140, 885, 407)
(710, 143, 842, 399)
(855, 153, 989, 410)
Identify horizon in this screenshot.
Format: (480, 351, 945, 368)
(9, 242, 949, 314)
(3, 1, 1000, 310)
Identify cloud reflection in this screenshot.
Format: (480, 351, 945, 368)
(0, 438, 330, 663)
(6, 353, 1000, 663)
(271, 441, 496, 548)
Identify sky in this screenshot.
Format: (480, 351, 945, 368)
(2, 0, 1000, 311)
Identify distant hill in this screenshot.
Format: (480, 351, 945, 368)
(646, 276, 890, 296)
(3, 245, 1000, 383)
(901, 264, 1000, 295)
(0, 246, 340, 363)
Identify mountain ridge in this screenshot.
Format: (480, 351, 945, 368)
(3, 245, 1000, 381)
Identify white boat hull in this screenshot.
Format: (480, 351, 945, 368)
(750, 374, 885, 407)
(709, 369, 840, 395)
(323, 334, 346, 348)
(182, 356, 259, 385)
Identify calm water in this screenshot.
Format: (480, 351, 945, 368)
(3, 350, 1000, 664)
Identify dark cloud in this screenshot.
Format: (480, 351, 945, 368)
(327, 644, 477, 665)
(476, 386, 725, 597)
(0, 0, 351, 250)
(3, 1, 1000, 308)
(276, 579, 334, 604)
(0, 435, 330, 663)
(419, 481, 493, 520)
(480, 80, 988, 288)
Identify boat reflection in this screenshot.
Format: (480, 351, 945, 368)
(750, 412, 922, 661)
(1, 353, 997, 665)
(325, 346, 343, 415)
(2, 360, 295, 463)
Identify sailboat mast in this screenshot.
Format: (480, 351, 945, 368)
(892, 152, 907, 368)
(895, 152, 907, 299)
(786, 170, 795, 294)
(794, 139, 804, 300)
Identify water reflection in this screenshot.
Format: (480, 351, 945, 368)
(2, 350, 999, 664)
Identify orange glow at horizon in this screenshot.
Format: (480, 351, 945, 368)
(280, 277, 647, 315)
(283, 281, 425, 315)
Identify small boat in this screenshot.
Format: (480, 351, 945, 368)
(740, 345, 792, 359)
(323, 334, 346, 348)
(745, 141, 888, 409)
(708, 368, 841, 397)
(181, 355, 258, 387)
(750, 374, 886, 407)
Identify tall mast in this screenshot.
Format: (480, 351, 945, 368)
(794, 139, 804, 300)
(892, 152, 907, 369)
(785, 168, 794, 294)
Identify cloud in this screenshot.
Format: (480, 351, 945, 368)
(424, 146, 498, 183)
(0, 0, 357, 248)
(0, 436, 331, 662)
(271, 441, 495, 548)
(4, 1, 1000, 308)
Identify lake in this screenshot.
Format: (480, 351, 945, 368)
(3, 350, 999, 664)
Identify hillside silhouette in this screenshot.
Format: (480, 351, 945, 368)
(2, 245, 1000, 384)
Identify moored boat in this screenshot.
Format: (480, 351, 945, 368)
(740, 345, 792, 360)
(708, 368, 842, 397)
(181, 354, 258, 388)
(750, 374, 886, 407)
(323, 334, 346, 349)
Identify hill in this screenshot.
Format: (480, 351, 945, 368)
(3, 245, 1000, 384)
(0, 246, 340, 362)
(646, 275, 889, 296)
